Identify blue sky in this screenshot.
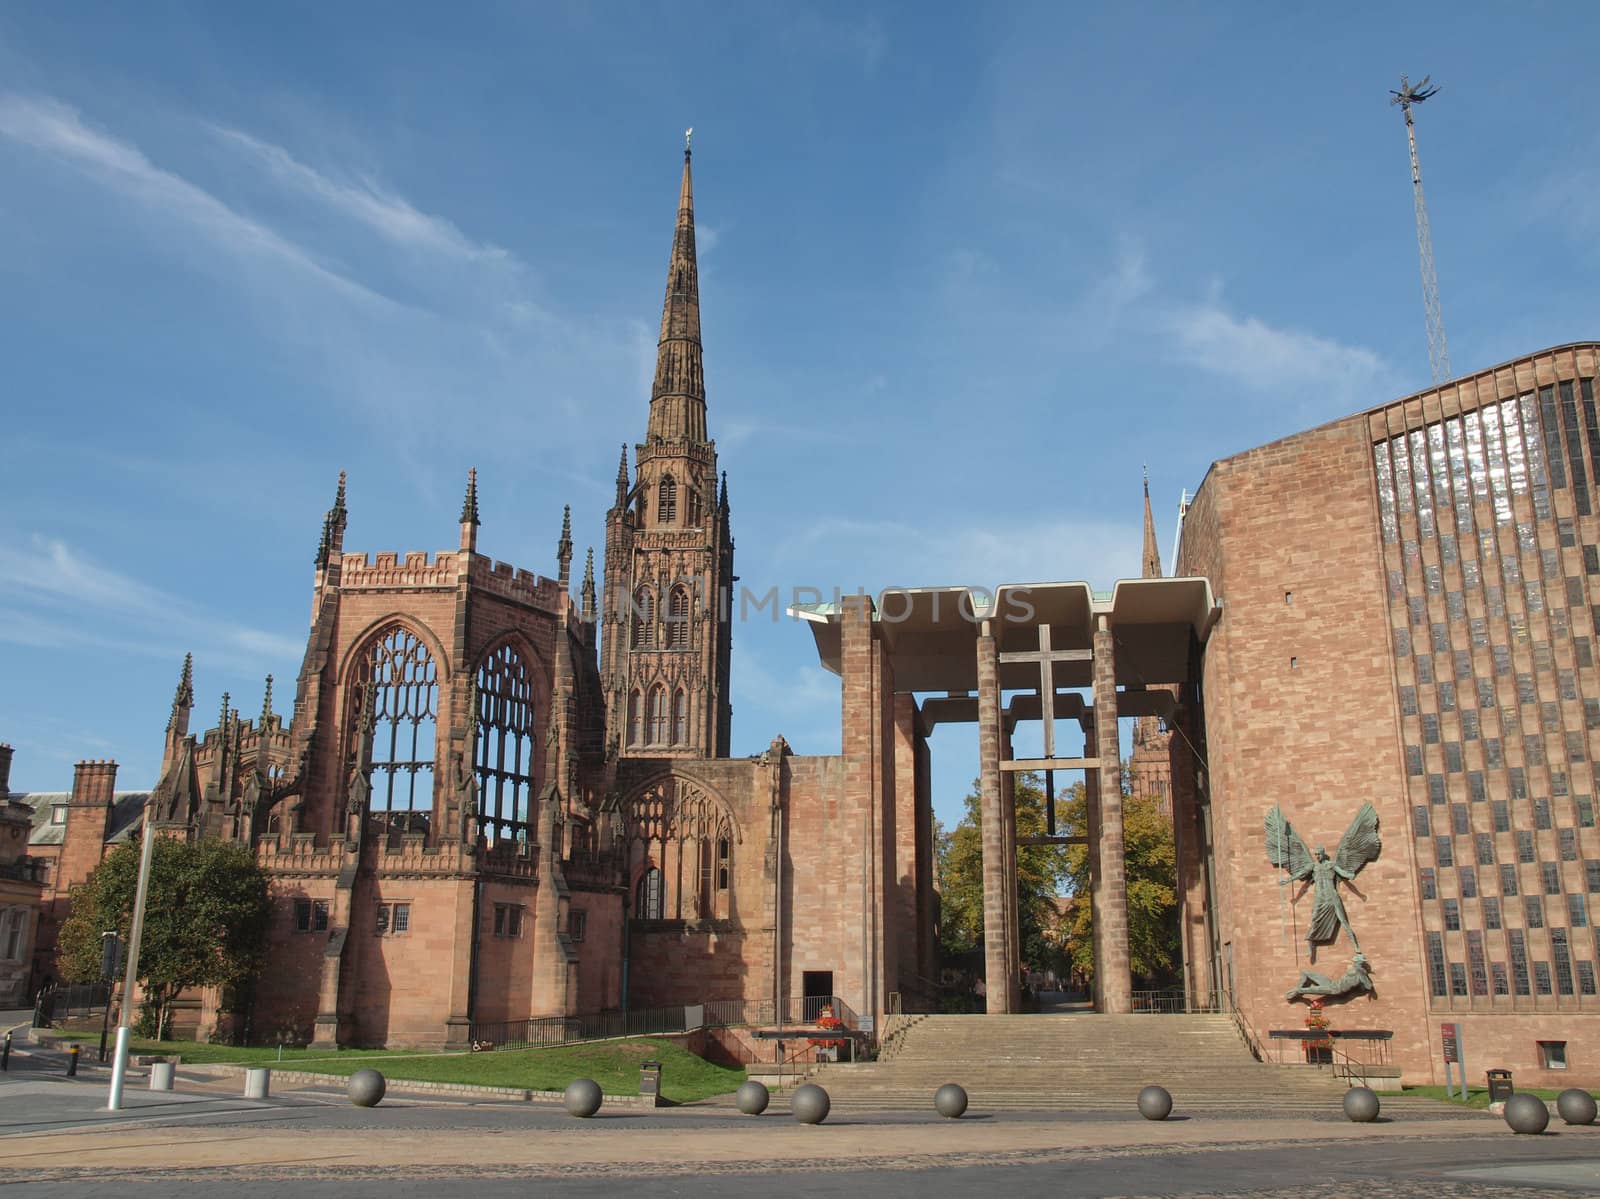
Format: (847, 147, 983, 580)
(3, 3, 1599, 832)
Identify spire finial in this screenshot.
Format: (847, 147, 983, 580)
(260, 674, 274, 727)
(167, 652, 195, 732)
(685, 126, 693, 155)
(335, 469, 347, 515)
(218, 690, 231, 735)
(718, 470, 729, 513)
(460, 467, 480, 526)
(557, 504, 574, 588)
(581, 547, 597, 624)
(615, 444, 630, 506)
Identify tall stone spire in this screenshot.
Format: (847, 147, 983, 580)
(259, 674, 275, 728)
(1141, 468, 1162, 580)
(647, 143, 706, 444)
(316, 471, 348, 568)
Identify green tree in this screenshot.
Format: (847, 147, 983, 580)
(937, 774, 1074, 975)
(59, 834, 271, 1038)
(1060, 784, 1181, 986)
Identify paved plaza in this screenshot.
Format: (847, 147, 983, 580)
(1, 1033, 1598, 1199)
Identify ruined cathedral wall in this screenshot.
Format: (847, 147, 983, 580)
(341, 872, 474, 1048)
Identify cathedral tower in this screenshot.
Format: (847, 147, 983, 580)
(602, 141, 734, 759)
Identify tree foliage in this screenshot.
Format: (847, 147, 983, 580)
(1060, 785, 1181, 986)
(59, 834, 271, 1037)
(937, 770, 1182, 988)
(937, 774, 1074, 974)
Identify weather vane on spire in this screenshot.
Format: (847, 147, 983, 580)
(685, 126, 693, 153)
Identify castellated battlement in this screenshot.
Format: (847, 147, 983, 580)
(339, 550, 461, 589)
(477, 839, 539, 880)
(469, 557, 565, 610)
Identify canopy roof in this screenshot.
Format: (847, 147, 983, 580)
(791, 577, 1220, 694)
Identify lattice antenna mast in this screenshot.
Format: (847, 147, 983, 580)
(1390, 75, 1451, 384)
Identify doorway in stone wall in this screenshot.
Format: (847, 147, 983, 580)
(802, 970, 834, 1023)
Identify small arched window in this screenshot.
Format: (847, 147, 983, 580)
(636, 867, 664, 920)
(717, 838, 730, 892)
(648, 685, 669, 744)
(672, 689, 688, 745)
(658, 475, 677, 524)
(666, 586, 691, 651)
(627, 690, 642, 747)
(631, 587, 655, 649)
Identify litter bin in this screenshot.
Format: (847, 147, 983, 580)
(1486, 1069, 1513, 1103)
(639, 1060, 662, 1103)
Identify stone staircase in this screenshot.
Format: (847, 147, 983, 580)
(808, 1013, 1356, 1112)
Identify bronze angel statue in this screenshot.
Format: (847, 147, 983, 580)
(1264, 802, 1381, 961)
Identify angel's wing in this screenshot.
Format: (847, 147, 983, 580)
(1335, 802, 1382, 877)
(1264, 807, 1314, 880)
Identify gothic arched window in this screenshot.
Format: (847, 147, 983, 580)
(672, 689, 688, 745)
(354, 625, 438, 823)
(666, 586, 691, 651)
(636, 867, 664, 920)
(687, 484, 702, 527)
(627, 690, 642, 747)
(648, 685, 669, 744)
(475, 641, 536, 845)
(631, 587, 655, 649)
(658, 475, 677, 524)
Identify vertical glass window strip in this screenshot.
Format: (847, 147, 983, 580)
(1452, 804, 1470, 834)
(1560, 381, 1591, 515)
(1394, 431, 1414, 514)
(1543, 862, 1562, 894)
(1448, 962, 1469, 996)
(1493, 801, 1510, 832)
(1492, 961, 1511, 995)
(1501, 864, 1520, 895)
(1476, 832, 1494, 864)
(1509, 929, 1532, 995)
(1532, 390, 1560, 489)
(1569, 894, 1589, 928)
(1518, 832, 1536, 863)
(1581, 378, 1600, 485)
(475, 641, 537, 845)
(1484, 896, 1502, 929)
(1406, 746, 1424, 777)
(1525, 895, 1545, 927)
(1461, 865, 1478, 898)
(1535, 961, 1554, 995)
(1467, 930, 1489, 995)
(1448, 417, 1473, 532)
(1483, 403, 1512, 525)
(1375, 445, 1398, 543)
(1561, 829, 1578, 861)
(1420, 867, 1437, 899)
(1426, 931, 1448, 997)
(1535, 798, 1553, 830)
(1413, 805, 1431, 836)
(1580, 797, 1597, 828)
(1579, 961, 1598, 996)
(1443, 898, 1461, 930)
(1588, 859, 1600, 892)
(1436, 835, 1455, 866)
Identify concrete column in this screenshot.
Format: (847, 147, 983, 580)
(976, 625, 1013, 1012)
(1082, 720, 1103, 1007)
(1000, 719, 1021, 1010)
(1092, 615, 1132, 1014)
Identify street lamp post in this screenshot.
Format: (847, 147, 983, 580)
(107, 819, 156, 1110)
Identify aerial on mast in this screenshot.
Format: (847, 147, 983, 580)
(1390, 74, 1451, 385)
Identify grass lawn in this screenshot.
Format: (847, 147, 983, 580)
(1404, 1084, 1599, 1109)
(52, 1032, 743, 1103)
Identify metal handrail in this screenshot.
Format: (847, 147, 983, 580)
(1221, 988, 1265, 1062)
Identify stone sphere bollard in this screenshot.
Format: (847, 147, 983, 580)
(1342, 1086, 1380, 1123)
(564, 1077, 603, 1118)
(347, 1068, 386, 1108)
(934, 1083, 969, 1119)
(1137, 1085, 1173, 1121)
(1503, 1092, 1550, 1134)
(1556, 1088, 1597, 1126)
(791, 1082, 830, 1124)
(736, 1080, 771, 1115)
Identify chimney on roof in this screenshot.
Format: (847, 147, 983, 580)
(0, 744, 11, 797)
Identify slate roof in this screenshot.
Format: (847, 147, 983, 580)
(7, 791, 151, 847)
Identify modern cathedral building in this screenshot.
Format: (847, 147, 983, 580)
(4, 145, 1598, 1087)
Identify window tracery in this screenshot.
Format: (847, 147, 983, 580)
(624, 778, 740, 921)
(475, 640, 537, 845)
(666, 586, 691, 650)
(672, 689, 688, 745)
(631, 587, 655, 649)
(648, 685, 669, 744)
(658, 475, 677, 523)
(352, 625, 438, 826)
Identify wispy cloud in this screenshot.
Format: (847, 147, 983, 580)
(209, 125, 513, 265)
(0, 93, 393, 308)
(1168, 293, 1387, 393)
(0, 535, 304, 672)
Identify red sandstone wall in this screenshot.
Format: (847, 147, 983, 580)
(1186, 417, 1435, 1080)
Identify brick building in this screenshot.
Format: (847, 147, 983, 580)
(1176, 342, 1600, 1088)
